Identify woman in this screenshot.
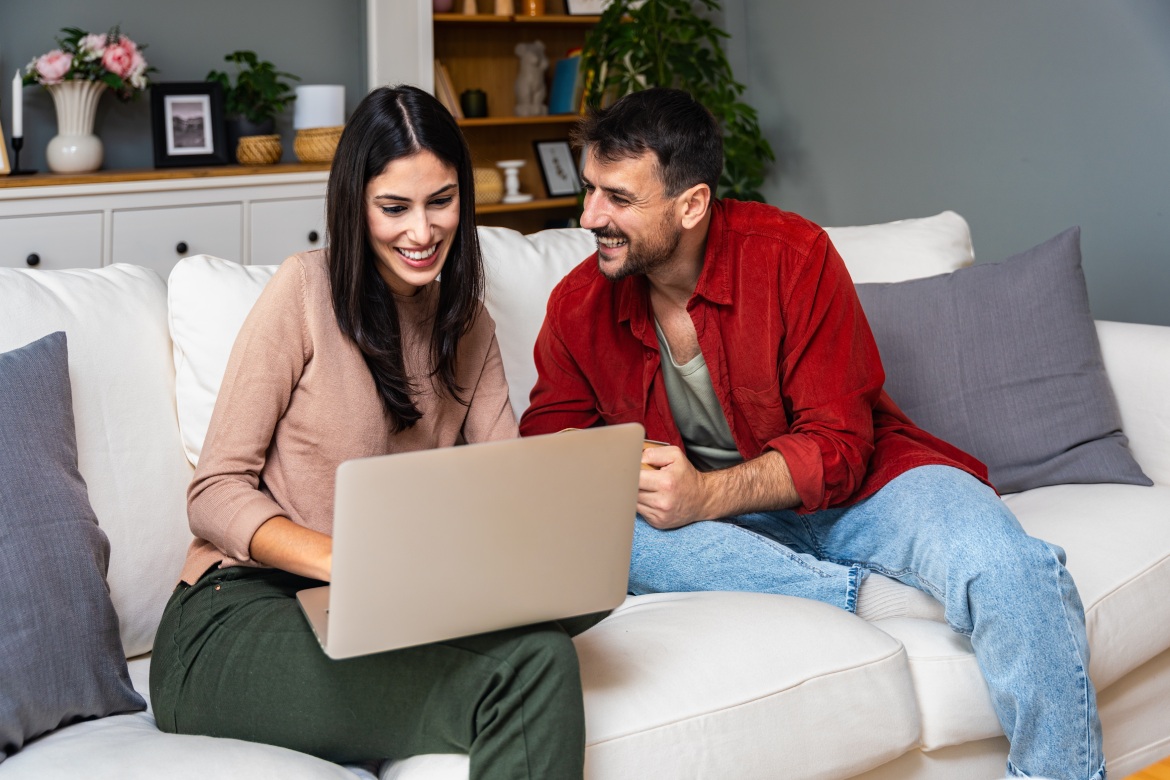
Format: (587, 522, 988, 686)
(150, 85, 586, 779)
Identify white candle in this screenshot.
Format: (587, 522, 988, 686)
(12, 70, 22, 138)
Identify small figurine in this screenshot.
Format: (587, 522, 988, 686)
(513, 40, 548, 117)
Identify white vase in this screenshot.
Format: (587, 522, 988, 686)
(46, 81, 107, 174)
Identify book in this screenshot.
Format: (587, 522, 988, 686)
(432, 59, 464, 120)
(549, 48, 582, 115)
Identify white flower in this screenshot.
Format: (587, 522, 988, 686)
(79, 33, 108, 59)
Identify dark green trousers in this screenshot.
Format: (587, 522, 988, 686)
(150, 567, 594, 779)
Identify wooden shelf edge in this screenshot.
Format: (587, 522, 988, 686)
(477, 196, 579, 214)
(0, 162, 331, 190)
(434, 13, 599, 24)
(458, 114, 583, 128)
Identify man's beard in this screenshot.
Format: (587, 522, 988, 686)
(595, 215, 682, 281)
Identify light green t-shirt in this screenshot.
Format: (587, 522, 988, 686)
(654, 319, 744, 472)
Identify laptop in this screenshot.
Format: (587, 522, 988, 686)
(296, 423, 645, 659)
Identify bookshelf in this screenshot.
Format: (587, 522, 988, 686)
(432, 3, 597, 233)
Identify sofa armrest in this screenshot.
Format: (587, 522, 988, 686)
(1096, 320, 1170, 484)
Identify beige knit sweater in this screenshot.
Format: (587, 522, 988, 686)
(179, 250, 517, 585)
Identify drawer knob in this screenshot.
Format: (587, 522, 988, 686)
(308, 230, 320, 244)
(175, 241, 189, 255)
(26, 253, 40, 267)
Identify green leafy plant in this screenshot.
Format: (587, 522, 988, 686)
(580, 0, 774, 202)
(206, 50, 299, 125)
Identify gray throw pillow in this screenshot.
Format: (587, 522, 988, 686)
(0, 331, 145, 763)
(855, 227, 1151, 494)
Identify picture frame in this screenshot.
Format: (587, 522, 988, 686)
(533, 139, 581, 197)
(150, 82, 229, 168)
(564, 0, 612, 15)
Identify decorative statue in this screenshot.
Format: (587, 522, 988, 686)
(513, 40, 548, 117)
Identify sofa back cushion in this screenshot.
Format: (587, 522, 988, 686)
(0, 266, 193, 658)
(479, 212, 974, 418)
(169, 214, 976, 462)
(0, 332, 146, 762)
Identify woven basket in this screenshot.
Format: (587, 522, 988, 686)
(294, 126, 343, 164)
(236, 134, 282, 166)
(473, 166, 504, 205)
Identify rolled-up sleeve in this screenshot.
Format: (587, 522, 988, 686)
(764, 233, 883, 512)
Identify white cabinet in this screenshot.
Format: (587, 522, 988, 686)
(0, 166, 329, 277)
(250, 197, 327, 266)
(0, 212, 103, 269)
(113, 203, 244, 279)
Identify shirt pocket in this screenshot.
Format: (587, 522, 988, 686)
(731, 380, 791, 450)
(597, 395, 644, 426)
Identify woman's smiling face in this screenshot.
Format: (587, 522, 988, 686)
(365, 150, 461, 296)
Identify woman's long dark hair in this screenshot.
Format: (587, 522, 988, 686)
(326, 85, 483, 431)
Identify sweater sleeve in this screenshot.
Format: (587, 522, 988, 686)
(186, 257, 311, 563)
(764, 232, 882, 512)
(519, 297, 604, 436)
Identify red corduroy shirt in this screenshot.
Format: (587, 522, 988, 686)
(519, 199, 989, 513)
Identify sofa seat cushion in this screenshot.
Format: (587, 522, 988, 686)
(577, 591, 919, 780)
(1005, 482, 1170, 689)
(860, 481, 1170, 756)
(0, 709, 367, 780)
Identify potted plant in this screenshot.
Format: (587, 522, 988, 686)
(206, 50, 299, 162)
(579, 0, 774, 202)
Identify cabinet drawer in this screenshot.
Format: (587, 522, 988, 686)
(0, 212, 103, 270)
(250, 197, 327, 266)
(112, 203, 243, 279)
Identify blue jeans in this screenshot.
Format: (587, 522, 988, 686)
(630, 465, 1105, 780)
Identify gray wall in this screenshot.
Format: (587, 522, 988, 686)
(735, 0, 1170, 326)
(5, 1, 1169, 326)
(0, 0, 365, 170)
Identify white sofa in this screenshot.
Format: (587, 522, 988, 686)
(2, 213, 1169, 779)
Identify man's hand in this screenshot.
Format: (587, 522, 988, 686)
(637, 447, 804, 529)
(637, 445, 713, 529)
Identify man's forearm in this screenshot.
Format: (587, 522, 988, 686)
(700, 450, 802, 518)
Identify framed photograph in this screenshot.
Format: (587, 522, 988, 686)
(565, 0, 613, 15)
(533, 140, 581, 197)
(150, 82, 229, 168)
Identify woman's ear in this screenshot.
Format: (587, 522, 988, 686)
(678, 183, 712, 230)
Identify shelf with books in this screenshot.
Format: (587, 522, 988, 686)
(433, 1, 596, 231)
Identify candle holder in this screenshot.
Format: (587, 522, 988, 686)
(8, 136, 36, 175)
(497, 159, 533, 204)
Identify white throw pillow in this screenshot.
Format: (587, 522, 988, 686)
(168, 256, 277, 466)
(480, 226, 597, 419)
(823, 210, 974, 284)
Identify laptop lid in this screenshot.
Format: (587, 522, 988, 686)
(298, 423, 644, 659)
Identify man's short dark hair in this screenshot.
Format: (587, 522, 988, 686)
(572, 87, 722, 198)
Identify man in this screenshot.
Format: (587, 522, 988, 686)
(519, 88, 1104, 780)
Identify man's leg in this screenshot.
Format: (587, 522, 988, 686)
(628, 514, 863, 611)
(804, 466, 1104, 780)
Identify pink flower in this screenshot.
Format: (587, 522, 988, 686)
(101, 40, 136, 79)
(80, 33, 108, 57)
(127, 50, 148, 89)
(35, 50, 73, 84)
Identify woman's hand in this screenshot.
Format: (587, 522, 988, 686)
(249, 517, 333, 582)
